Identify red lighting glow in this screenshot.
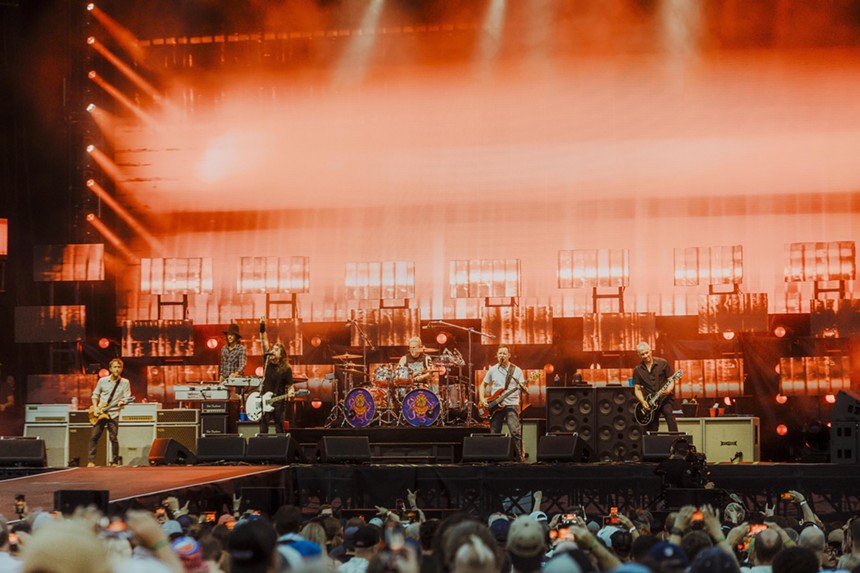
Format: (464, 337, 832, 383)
(98, 337, 110, 349)
(544, 363, 555, 374)
(722, 331, 735, 340)
(99, 368, 109, 378)
(86, 179, 95, 187)
(86, 213, 96, 221)
(310, 336, 322, 348)
(825, 394, 836, 404)
(774, 326, 786, 338)
(776, 424, 788, 436)
(87, 70, 97, 79)
(436, 332, 448, 345)
(206, 337, 219, 349)
(255, 366, 264, 377)
(775, 394, 788, 405)
(723, 396, 734, 406)
(311, 400, 323, 409)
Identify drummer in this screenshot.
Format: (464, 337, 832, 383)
(398, 337, 438, 391)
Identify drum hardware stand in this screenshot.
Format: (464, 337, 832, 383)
(426, 320, 494, 425)
(324, 368, 352, 428)
(346, 316, 375, 368)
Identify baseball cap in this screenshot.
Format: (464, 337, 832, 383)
(596, 526, 621, 548)
(353, 525, 381, 549)
(690, 546, 740, 573)
(646, 541, 689, 573)
(506, 515, 546, 571)
(529, 511, 548, 523)
(227, 518, 278, 573)
(162, 520, 183, 537)
(172, 536, 207, 573)
(489, 518, 511, 544)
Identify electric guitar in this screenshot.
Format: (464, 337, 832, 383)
(478, 371, 542, 418)
(88, 396, 135, 426)
(634, 370, 683, 425)
(245, 389, 310, 422)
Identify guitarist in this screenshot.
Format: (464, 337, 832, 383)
(259, 316, 294, 434)
(87, 358, 132, 467)
(478, 345, 525, 462)
(632, 342, 678, 432)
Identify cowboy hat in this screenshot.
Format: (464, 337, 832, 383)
(223, 324, 242, 338)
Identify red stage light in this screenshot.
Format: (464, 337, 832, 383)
(544, 363, 554, 374)
(206, 337, 219, 349)
(86, 213, 96, 221)
(775, 394, 788, 405)
(825, 394, 836, 404)
(98, 337, 110, 349)
(99, 368, 109, 378)
(86, 103, 95, 112)
(255, 366, 264, 377)
(723, 396, 734, 406)
(87, 3, 95, 11)
(773, 326, 786, 338)
(310, 336, 322, 348)
(86, 179, 95, 187)
(86, 144, 95, 153)
(311, 400, 323, 409)
(88, 70, 97, 79)
(776, 424, 788, 436)
(722, 331, 735, 340)
(87, 36, 95, 45)
(436, 332, 448, 345)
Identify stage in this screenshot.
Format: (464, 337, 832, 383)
(3, 461, 859, 523)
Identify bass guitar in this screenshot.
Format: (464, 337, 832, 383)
(88, 396, 135, 426)
(245, 389, 310, 422)
(478, 371, 541, 419)
(634, 370, 683, 425)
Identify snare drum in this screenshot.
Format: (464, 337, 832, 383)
(372, 366, 393, 388)
(401, 388, 442, 427)
(344, 387, 386, 427)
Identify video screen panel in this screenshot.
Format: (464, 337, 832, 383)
(14, 305, 86, 343)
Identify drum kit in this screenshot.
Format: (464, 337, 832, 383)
(325, 348, 472, 428)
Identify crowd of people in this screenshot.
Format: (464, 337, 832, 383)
(1, 488, 859, 573)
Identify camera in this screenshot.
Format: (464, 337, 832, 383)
(203, 511, 217, 524)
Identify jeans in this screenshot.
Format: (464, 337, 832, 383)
(89, 417, 120, 464)
(647, 396, 678, 432)
(489, 406, 523, 461)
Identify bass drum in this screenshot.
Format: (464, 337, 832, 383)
(401, 388, 442, 427)
(344, 387, 386, 428)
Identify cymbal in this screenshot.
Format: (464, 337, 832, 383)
(422, 347, 440, 353)
(343, 368, 367, 375)
(333, 353, 362, 360)
(341, 362, 366, 369)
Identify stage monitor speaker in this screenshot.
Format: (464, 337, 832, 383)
(594, 386, 642, 462)
(642, 432, 691, 461)
(546, 387, 597, 455)
(246, 434, 301, 464)
(239, 487, 286, 517)
(462, 435, 513, 462)
(196, 434, 246, 464)
(156, 425, 198, 454)
(54, 489, 109, 515)
(0, 437, 47, 467)
(831, 422, 859, 464)
(24, 424, 67, 467)
(537, 434, 589, 463)
(832, 390, 860, 422)
(148, 438, 197, 466)
(317, 436, 372, 463)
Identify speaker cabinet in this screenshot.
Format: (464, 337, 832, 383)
(831, 422, 859, 464)
(642, 432, 692, 461)
(239, 487, 286, 517)
(462, 435, 513, 462)
(55, 490, 109, 515)
(246, 434, 301, 464)
(156, 425, 198, 454)
(114, 424, 156, 466)
(658, 418, 702, 451)
(24, 424, 67, 467)
(0, 437, 47, 467)
(537, 434, 590, 463)
(317, 436, 372, 463)
(148, 438, 197, 466)
(196, 435, 246, 464)
(201, 414, 230, 436)
(521, 419, 544, 464)
(68, 425, 107, 467)
(701, 417, 759, 463)
(546, 387, 597, 450)
(594, 387, 641, 462)
(832, 390, 860, 422)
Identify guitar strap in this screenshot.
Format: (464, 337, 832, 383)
(99, 378, 121, 419)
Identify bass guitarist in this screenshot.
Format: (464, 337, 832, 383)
(88, 358, 132, 467)
(632, 342, 678, 432)
(478, 345, 525, 462)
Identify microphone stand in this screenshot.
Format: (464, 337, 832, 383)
(426, 320, 494, 426)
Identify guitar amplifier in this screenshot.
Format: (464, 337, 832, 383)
(25, 404, 70, 424)
(201, 401, 229, 414)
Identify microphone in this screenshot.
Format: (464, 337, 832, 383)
(263, 351, 275, 357)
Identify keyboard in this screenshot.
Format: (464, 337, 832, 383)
(174, 385, 230, 400)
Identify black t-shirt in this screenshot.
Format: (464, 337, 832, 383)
(262, 362, 293, 395)
(632, 356, 674, 396)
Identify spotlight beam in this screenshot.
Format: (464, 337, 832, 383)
(88, 37, 161, 102)
(86, 179, 164, 254)
(88, 4, 146, 63)
(88, 72, 154, 125)
(85, 213, 139, 264)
